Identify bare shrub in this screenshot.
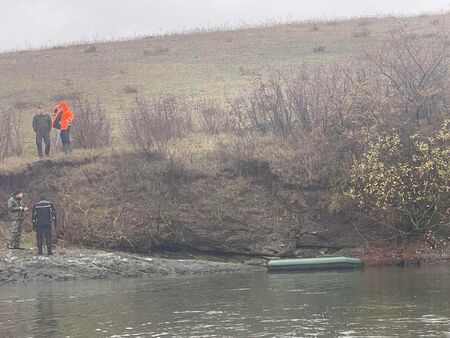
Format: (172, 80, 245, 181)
(0, 109, 22, 161)
(71, 96, 112, 149)
(366, 29, 450, 126)
(353, 29, 370, 38)
(123, 94, 192, 153)
(431, 19, 440, 26)
(325, 20, 340, 26)
(217, 136, 256, 177)
(13, 101, 30, 111)
(232, 73, 295, 136)
(357, 19, 371, 27)
(239, 65, 261, 77)
(230, 63, 355, 138)
(310, 24, 320, 32)
(195, 98, 228, 134)
(82, 44, 97, 53)
(143, 46, 170, 55)
(123, 84, 139, 94)
(313, 46, 326, 53)
(64, 78, 74, 87)
(314, 63, 354, 132)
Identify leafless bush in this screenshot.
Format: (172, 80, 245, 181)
(217, 136, 257, 176)
(0, 109, 22, 161)
(229, 63, 355, 138)
(195, 98, 228, 134)
(143, 46, 170, 55)
(325, 20, 340, 26)
(431, 19, 440, 26)
(232, 74, 296, 136)
(82, 44, 97, 53)
(71, 96, 112, 149)
(123, 84, 139, 94)
(310, 24, 320, 32)
(64, 78, 74, 87)
(366, 29, 450, 125)
(357, 19, 371, 27)
(353, 29, 370, 38)
(13, 101, 30, 111)
(239, 65, 261, 77)
(313, 45, 326, 53)
(123, 94, 192, 153)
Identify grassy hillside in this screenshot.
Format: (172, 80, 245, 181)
(1, 12, 449, 157)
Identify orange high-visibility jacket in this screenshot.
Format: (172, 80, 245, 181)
(52, 102, 74, 131)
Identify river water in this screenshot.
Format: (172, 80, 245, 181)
(0, 265, 449, 337)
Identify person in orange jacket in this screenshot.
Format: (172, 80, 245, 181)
(52, 102, 74, 153)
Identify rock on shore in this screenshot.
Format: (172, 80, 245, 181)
(0, 248, 264, 284)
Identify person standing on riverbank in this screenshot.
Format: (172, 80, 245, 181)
(31, 197, 57, 255)
(7, 191, 28, 249)
(52, 102, 74, 154)
(32, 105, 52, 158)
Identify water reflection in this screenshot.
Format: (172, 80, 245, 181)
(0, 266, 449, 337)
(34, 291, 58, 338)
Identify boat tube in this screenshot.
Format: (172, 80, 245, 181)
(267, 256, 364, 272)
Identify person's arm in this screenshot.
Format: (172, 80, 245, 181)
(51, 203, 57, 225)
(7, 199, 22, 212)
(32, 115, 37, 133)
(46, 115, 52, 133)
(31, 205, 37, 230)
(67, 111, 74, 129)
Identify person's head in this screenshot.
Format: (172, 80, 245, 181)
(38, 105, 44, 114)
(13, 190, 24, 199)
(39, 195, 48, 202)
(53, 105, 61, 115)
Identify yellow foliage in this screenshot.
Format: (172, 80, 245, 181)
(346, 120, 450, 231)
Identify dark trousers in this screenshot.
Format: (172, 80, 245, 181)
(36, 132, 51, 157)
(36, 225, 52, 254)
(60, 130, 72, 153)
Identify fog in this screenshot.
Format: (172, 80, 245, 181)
(0, 0, 449, 52)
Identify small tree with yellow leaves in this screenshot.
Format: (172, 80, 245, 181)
(346, 120, 449, 234)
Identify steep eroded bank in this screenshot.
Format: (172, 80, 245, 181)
(1, 153, 448, 274)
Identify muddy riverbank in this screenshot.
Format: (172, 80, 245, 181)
(0, 248, 265, 284)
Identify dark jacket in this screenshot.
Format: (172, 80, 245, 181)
(7, 196, 25, 220)
(32, 200, 57, 228)
(32, 114, 52, 135)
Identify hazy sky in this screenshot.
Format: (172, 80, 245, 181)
(0, 0, 449, 52)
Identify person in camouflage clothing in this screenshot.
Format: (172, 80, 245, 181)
(7, 191, 28, 249)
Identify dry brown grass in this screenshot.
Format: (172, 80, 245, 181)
(1, 12, 450, 159)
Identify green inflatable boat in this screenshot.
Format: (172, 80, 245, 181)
(267, 256, 364, 272)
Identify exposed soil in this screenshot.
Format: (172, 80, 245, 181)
(0, 247, 264, 284)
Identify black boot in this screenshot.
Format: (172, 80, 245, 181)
(37, 246, 43, 255)
(47, 247, 53, 256)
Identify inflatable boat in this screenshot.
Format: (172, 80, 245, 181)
(267, 256, 364, 272)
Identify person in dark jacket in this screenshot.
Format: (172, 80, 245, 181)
(32, 105, 52, 158)
(31, 197, 57, 255)
(7, 191, 28, 249)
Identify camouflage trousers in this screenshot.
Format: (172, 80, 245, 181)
(9, 219, 24, 248)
